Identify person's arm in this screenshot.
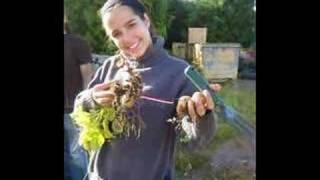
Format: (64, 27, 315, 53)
(74, 67, 101, 112)
(80, 63, 95, 89)
(74, 36, 94, 89)
(74, 58, 113, 112)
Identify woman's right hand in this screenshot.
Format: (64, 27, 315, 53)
(91, 82, 116, 107)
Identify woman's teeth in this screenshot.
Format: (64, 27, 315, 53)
(129, 42, 139, 49)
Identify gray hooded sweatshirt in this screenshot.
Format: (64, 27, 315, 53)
(74, 37, 216, 180)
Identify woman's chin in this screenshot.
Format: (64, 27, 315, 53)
(125, 53, 142, 60)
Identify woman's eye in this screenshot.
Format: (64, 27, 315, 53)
(128, 23, 136, 28)
(113, 32, 120, 38)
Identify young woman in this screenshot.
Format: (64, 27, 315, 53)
(74, 0, 218, 179)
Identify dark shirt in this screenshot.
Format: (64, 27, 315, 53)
(64, 33, 92, 113)
(75, 37, 216, 180)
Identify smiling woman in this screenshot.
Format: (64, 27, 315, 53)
(101, 2, 153, 60)
(72, 0, 218, 180)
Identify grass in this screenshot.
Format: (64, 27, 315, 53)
(218, 80, 256, 125)
(213, 167, 255, 180)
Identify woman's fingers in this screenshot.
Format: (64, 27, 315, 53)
(187, 99, 200, 122)
(176, 96, 191, 118)
(210, 83, 221, 92)
(176, 90, 215, 121)
(191, 92, 206, 117)
(93, 91, 116, 99)
(94, 82, 113, 91)
(92, 82, 117, 106)
(202, 90, 214, 110)
(97, 97, 115, 106)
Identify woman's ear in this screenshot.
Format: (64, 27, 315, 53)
(143, 13, 151, 28)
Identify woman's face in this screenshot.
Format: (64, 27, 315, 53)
(103, 5, 152, 60)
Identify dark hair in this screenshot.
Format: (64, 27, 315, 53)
(99, 0, 156, 38)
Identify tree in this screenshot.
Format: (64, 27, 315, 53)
(64, 0, 255, 53)
(64, 0, 117, 54)
(141, 0, 171, 39)
(167, 0, 255, 48)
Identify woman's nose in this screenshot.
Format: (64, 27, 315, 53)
(120, 30, 133, 48)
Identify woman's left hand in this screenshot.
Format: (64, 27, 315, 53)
(176, 90, 214, 122)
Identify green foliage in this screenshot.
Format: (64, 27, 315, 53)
(167, 0, 255, 48)
(71, 106, 120, 152)
(141, 0, 171, 38)
(65, 0, 255, 54)
(218, 80, 256, 124)
(175, 148, 209, 178)
(214, 167, 255, 180)
(207, 122, 237, 151)
(64, 0, 117, 54)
